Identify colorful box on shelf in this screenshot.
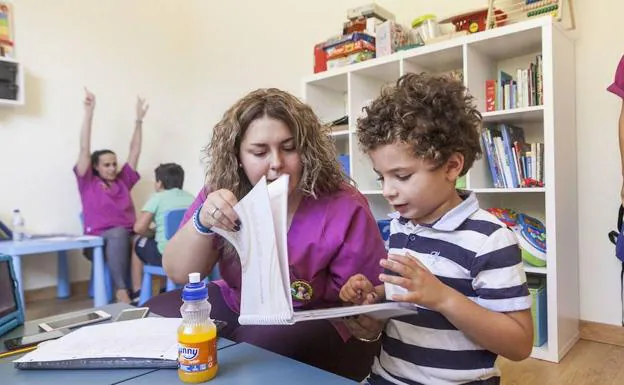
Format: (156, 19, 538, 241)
(314, 32, 376, 74)
(326, 40, 375, 61)
(528, 275, 548, 347)
(328, 50, 375, 70)
(375, 20, 410, 57)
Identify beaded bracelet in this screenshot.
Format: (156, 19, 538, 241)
(193, 205, 214, 235)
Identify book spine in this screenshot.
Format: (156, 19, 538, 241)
(486, 80, 497, 112)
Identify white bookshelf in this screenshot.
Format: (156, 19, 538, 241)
(302, 16, 578, 363)
(0, 55, 24, 106)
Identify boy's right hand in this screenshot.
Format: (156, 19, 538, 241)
(340, 274, 378, 305)
(199, 189, 241, 233)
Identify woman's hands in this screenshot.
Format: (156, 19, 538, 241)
(199, 189, 242, 232)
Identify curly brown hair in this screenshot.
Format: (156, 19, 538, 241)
(357, 73, 482, 175)
(204, 88, 346, 198)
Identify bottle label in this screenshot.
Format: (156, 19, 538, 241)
(178, 338, 217, 373)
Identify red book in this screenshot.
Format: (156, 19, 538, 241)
(485, 80, 497, 112)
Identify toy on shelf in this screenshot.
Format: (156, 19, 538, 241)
(514, 213, 547, 267)
(439, 7, 507, 34)
(314, 32, 376, 73)
(487, 208, 519, 228)
(411, 14, 441, 43)
(486, 0, 575, 31)
(487, 208, 546, 267)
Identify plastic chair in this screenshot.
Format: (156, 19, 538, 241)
(377, 219, 391, 251)
(138, 209, 185, 305)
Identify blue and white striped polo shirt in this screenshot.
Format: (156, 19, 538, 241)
(369, 192, 532, 385)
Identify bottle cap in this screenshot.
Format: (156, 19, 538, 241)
(189, 272, 201, 283)
(181, 273, 208, 301)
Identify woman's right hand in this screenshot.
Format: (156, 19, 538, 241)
(199, 189, 241, 232)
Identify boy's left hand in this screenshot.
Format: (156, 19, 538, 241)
(379, 254, 453, 312)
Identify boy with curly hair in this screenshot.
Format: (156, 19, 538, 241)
(340, 73, 533, 384)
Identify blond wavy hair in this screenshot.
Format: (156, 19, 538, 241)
(204, 88, 347, 199)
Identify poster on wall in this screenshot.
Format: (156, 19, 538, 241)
(0, 2, 14, 58)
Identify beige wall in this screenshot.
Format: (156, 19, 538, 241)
(2, 0, 624, 326)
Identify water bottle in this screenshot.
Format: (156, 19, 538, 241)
(12, 209, 25, 242)
(177, 272, 218, 383)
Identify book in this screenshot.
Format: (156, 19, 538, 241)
(14, 318, 181, 369)
(211, 175, 419, 325)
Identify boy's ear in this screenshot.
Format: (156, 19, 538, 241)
(445, 153, 464, 181)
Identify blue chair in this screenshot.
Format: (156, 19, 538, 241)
(138, 209, 184, 305)
(377, 219, 391, 251)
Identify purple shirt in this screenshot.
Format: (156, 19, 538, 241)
(608, 54, 624, 99)
(74, 163, 140, 235)
(181, 183, 385, 339)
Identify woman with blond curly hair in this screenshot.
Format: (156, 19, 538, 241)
(145, 88, 385, 380)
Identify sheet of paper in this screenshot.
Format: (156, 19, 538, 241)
(212, 176, 293, 323)
(14, 318, 182, 363)
(267, 175, 294, 311)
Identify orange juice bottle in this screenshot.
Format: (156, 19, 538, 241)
(177, 272, 218, 383)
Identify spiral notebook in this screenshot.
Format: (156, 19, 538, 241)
(211, 175, 418, 325)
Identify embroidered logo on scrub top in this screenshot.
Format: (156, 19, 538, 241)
(290, 280, 313, 301)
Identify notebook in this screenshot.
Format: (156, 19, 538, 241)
(211, 175, 418, 325)
(13, 318, 180, 369)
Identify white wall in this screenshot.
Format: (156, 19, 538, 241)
(574, 0, 624, 325)
(0, 0, 205, 290)
(2, 0, 624, 326)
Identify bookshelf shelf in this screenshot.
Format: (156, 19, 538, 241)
(303, 16, 578, 364)
(525, 264, 547, 275)
(361, 190, 383, 195)
(329, 130, 350, 137)
(531, 344, 550, 361)
(481, 105, 544, 124)
(472, 187, 546, 193)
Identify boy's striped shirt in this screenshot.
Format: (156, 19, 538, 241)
(369, 192, 532, 385)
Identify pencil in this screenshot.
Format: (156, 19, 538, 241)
(0, 345, 37, 359)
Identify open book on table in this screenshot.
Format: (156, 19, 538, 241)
(211, 175, 418, 325)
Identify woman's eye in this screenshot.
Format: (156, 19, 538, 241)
(396, 174, 412, 181)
